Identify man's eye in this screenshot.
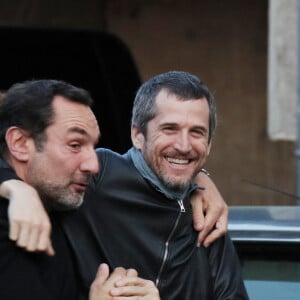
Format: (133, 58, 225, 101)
(192, 130, 206, 137)
(70, 143, 81, 150)
(163, 127, 176, 133)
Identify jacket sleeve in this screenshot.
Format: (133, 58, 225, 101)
(209, 233, 249, 300)
(0, 201, 63, 300)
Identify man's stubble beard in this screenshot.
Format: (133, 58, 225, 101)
(35, 182, 84, 211)
(26, 152, 85, 211)
(157, 170, 195, 193)
(27, 167, 85, 211)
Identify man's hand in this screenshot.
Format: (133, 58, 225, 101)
(89, 264, 127, 300)
(0, 180, 54, 256)
(89, 264, 160, 300)
(110, 275, 160, 300)
(191, 172, 228, 248)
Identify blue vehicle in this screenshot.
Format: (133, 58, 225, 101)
(229, 206, 300, 300)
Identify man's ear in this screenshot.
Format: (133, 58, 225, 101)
(5, 127, 33, 162)
(131, 126, 145, 150)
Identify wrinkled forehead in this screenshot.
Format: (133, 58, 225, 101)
(155, 90, 208, 109)
(52, 95, 100, 140)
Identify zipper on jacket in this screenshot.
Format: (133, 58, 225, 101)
(178, 199, 186, 212)
(155, 199, 186, 287)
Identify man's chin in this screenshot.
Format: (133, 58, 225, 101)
(162, 177, 190, 193)
(43, 194, 84, 212)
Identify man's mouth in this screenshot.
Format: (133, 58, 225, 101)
(166, 157, 190, 165)
(72, 182, 88, 192)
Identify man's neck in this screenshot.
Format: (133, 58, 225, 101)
(2, 156, 27, 182)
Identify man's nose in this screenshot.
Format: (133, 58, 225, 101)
(80, 149, 99, 174)
(174, 132, 192, 153)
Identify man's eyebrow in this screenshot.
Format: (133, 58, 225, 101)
(159, 122, 178, 127)
(68, 126, 88, 136)
(67, 126, 100, 144)
(193, 125, 208, 131)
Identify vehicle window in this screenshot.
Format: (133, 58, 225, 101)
(241, 258, 300, 300)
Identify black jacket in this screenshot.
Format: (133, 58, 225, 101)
(0, 198, 79, 300)
(60, 148, 249, 300)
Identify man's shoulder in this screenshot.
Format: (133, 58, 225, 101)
(92, 148, 137, 184)
(95, 147, 120, 156)
(95, 147, 132, 163)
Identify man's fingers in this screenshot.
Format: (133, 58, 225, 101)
(16, 222, 30, 248)
(46, 243, 55, 256)
(9, 218, 54, 255)
(202, 209, 228, 247)
(90, 268, 160, 300)
(111, 286, 143, 297)
(202, 223, 227, 248)
(89, 263, 112, 300)
(126, 268, 138, 277)
(196, 212, 215, 247)
(111, 278, 159, 299)
(94, 263, 111, 284)
(190, 190, 205, 231)
(9, 220, 20, 241)
(196, 201, 228, 247)
(26, 222, 52, 254)
(36, 222, 52, 253)
(100, 267, 127, 286)
(6, 180, 54, 254)
(217, 206, 229, 231)
(26, 226, 40, 252)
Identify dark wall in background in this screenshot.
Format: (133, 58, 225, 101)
(0, 27, 141, 153)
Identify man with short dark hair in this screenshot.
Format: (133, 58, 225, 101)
(0, 79, 160, 300)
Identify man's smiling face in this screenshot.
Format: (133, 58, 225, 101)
(132, 89, 211, 192)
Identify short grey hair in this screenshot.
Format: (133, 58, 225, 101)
(131, 70, 217, 143)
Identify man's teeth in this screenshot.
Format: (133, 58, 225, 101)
(167, 157, 189, 164)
